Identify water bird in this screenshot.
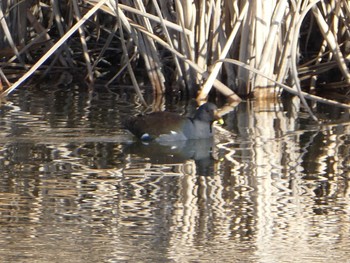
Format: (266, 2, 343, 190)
(124, 102, 223, 142)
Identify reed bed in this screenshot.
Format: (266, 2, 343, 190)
(0, 0, 350, 111)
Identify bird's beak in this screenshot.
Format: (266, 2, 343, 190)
(214, 110, 224, 125)
(216, 118, 224, 125)
(214, 118, 224, 125)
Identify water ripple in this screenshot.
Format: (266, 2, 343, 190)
(0, 87, 349, 262)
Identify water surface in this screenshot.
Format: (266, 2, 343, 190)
(0, 85, 349, 262)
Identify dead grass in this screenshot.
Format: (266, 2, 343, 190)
(0, 0, 349, 113)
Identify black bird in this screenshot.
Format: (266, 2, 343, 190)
(124, 102, 222, 142)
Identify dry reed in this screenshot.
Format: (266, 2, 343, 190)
(0, 0, 349, 113)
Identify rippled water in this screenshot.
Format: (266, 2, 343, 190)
(0, 84, 349, 262)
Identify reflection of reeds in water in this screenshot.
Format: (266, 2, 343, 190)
(1, 1, 350, 110)
(213, 100, 350, 262)
(1, 118, 350, 261)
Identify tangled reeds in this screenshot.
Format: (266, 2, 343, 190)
(0, 0, 350, 112)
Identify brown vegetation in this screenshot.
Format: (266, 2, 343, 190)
(0, 1, 349, 112)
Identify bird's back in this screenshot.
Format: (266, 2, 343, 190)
(124, 112, 191, 141)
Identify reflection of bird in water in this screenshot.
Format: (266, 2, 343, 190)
(123, 139, 216, 176)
